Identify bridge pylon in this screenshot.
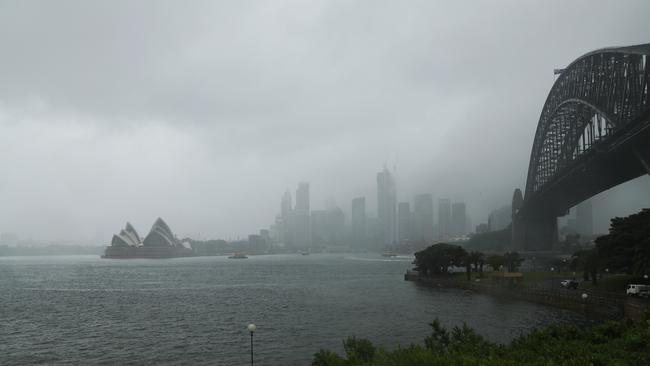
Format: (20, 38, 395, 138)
(512, 188, 559, 252)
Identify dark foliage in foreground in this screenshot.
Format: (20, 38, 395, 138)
(571, 208, 650, 284)
(312, 316, 650, 365)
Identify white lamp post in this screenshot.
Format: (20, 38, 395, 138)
(248, 323, 257, 365)
(550, 267, 555, 289)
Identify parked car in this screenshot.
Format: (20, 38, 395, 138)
(626, 284, 650, 297)
(560, 279, 579, 289)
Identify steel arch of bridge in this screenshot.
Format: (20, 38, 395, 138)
(525, 44, 650, 200)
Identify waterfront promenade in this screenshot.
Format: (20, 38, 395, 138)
(405, 270, 650, 321)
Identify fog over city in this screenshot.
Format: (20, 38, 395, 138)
(1, 0, 649, 243)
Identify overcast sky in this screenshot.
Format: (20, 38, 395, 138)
(1, 0, 649, 243)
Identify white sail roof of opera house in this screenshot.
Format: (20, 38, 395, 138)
(142, 217, 180, 247)
(110, 222, 142, 247)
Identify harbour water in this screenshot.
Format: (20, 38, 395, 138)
(0, 254, 585, 365)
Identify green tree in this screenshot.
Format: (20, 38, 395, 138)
(414, 243, 468, 276)
(503, 252, 524, 272)
(424, 319, 450, 353)
(486, 254, 507, 271)
(312, 316, 650, 365)
(572, 248, 600, 285)
(311, 349, 345, 366)
(595, 208, 650, 275)
(342, 337, 376, 363)
(467, 251, 486, 278)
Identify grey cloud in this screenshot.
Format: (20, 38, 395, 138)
(1, 0, 649, 241)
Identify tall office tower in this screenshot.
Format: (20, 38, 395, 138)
(294, 182, 311, 248)
(327, 207, 346, 245)
(397, 202, 411, 242)
(438, 198, 451, 239)
(310, 210, 328, 247)
(377, 168, 397, 246)
(296, 182, 309, 211)
(366, 215, 382, 246)
(575, 200, 593, 236)
(488, 205, 512, 231)
(414, 194, 434, 242)
(280, 190, 293, 247)
(351, 197, 367, 248)
(451, 202, 467, 237)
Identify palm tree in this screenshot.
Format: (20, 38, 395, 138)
(466, 251, 486, 279)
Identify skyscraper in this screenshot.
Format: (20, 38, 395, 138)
(310, 210, 328, 247)
(327, 206, 345, 246)
(294, 182, 311, 248)
(397, 202, 411, 242)
(451, 202, 467, 237)
(438, 198, 451, 239)
(413, 194, 434, 242)
(351, 197, 366, 248)
(575, 200, 593, 236)
(377, 168, 397, 246)
(280, 190, 293, 247)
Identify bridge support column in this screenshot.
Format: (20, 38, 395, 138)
(634, 149, 650, 176)
(512, 188, 559, 252)
(511, 189, 525, 251)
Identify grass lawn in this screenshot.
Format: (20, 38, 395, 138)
(579, 274, 648, 293)
(435, 271, 648, 295)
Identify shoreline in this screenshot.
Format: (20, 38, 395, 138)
(404, 271, 649, 322)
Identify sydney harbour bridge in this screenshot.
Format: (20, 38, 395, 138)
(512, 43, 650, 251)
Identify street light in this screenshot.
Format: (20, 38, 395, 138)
(551, 267, 555, 289)
(248, 323, 257, 366)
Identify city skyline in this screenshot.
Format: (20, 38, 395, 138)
(1, 1, 650, 242)
(263, 166, 491, 250)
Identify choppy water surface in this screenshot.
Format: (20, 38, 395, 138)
(0, 254, 584, 365)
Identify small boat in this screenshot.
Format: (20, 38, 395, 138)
(381, 252, 398, 258)
(299, 251, 310, 256)
(228, 252, 248, 259)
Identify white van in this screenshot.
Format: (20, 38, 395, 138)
(626, 284, 650, 297)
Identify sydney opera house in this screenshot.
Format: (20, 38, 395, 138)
(102, 218, 193, 258)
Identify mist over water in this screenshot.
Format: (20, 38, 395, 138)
(1, 255, 584, 365)
(0, 2, 649, 365)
